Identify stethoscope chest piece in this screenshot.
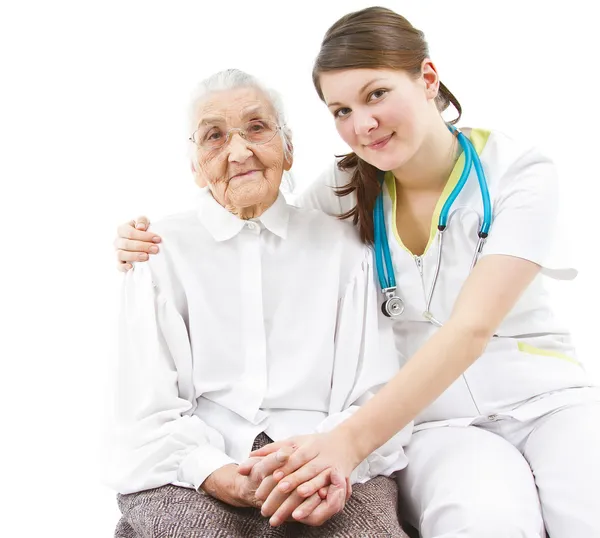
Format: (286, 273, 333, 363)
(382, 288, 404, 318)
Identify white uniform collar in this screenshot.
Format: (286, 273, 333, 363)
(196, 187, 290, 241)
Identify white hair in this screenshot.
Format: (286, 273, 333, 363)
(188, 69, 294, 166)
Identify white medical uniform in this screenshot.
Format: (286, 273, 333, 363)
(295, 128, 600, 538)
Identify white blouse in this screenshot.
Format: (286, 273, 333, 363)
(107, 188, 411, 495)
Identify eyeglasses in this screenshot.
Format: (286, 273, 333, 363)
(189, 119, 282, 150)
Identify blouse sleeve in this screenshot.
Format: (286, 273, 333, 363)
(106, 263, 235, 494)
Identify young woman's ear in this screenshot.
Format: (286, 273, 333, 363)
(421, 58, 440, 100)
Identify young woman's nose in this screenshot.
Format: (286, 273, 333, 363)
(353, 110, 378, 137)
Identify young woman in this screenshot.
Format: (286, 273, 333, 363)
(114, 7, 600, 538)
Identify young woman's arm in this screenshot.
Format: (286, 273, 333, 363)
(257, 147, 567, 498)
(266, 253, 541, 497)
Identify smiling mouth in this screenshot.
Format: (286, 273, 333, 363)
(366, 133, 393, 150)
(230, 169, 261, 180)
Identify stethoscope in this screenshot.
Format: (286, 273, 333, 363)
(375, 125, 493, 320)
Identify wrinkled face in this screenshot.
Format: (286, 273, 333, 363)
(319, 67, 437, 172)
(191, 87, 291, 211)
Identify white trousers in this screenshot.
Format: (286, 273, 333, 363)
(397, 391, 600, 538)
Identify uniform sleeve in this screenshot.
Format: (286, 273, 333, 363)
(106, 263, 235, 494)
(314, 251, 412, 484)
(480, 149, 576, 279)
(292, 158, 357, 217)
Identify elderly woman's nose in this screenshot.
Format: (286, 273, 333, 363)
(227, 132, 253, 162)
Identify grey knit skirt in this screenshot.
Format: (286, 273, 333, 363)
(115, 433, 408, 538)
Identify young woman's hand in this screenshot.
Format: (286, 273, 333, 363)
(114, 216, 161, 271)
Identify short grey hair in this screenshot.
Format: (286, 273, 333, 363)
(188, 68, 293, 162)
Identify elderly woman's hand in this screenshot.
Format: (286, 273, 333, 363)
(201, 448, 295, 509)
(236, 447, 297, 507)
(260, 467, 351, 527)
(114, 216, 161, 272)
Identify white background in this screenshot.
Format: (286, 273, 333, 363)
(1, 1, 598, 536)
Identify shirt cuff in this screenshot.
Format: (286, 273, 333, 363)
(178, 445, 237, 490)
(350, 459, 371, 485)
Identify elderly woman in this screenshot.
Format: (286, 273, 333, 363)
(107, 69, 412, 538)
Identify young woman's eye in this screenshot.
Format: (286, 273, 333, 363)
(334, 107, 351, 119)
(369, 89, 388, 101)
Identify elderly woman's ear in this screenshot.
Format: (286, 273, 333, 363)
(191, 162, 208, 187)
(284, 141, 294, 171)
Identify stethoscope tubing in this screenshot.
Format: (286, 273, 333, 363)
(374, 126, 493, 319)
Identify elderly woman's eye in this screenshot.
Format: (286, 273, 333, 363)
(248, 121, 267, 132)
(205, 129, 223, 141)
(334, 107, 351, 119)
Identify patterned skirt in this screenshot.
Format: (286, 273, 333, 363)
(115, 433, 409, 538)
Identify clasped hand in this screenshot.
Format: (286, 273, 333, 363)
(238, 432, 359, 527)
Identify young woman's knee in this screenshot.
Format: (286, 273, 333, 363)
(420, 494, 545, 538)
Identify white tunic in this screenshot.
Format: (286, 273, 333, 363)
(108, 188, 411, 495)
(295, 128, 595, 426)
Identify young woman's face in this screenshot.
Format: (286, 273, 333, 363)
(319, 67, 437, 172)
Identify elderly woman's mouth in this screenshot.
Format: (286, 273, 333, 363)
(229, 169, 262, 180)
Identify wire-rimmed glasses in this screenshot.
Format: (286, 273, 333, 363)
(189, 119, 282, 150)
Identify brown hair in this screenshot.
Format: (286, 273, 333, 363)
(312, 7, 462, 244)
